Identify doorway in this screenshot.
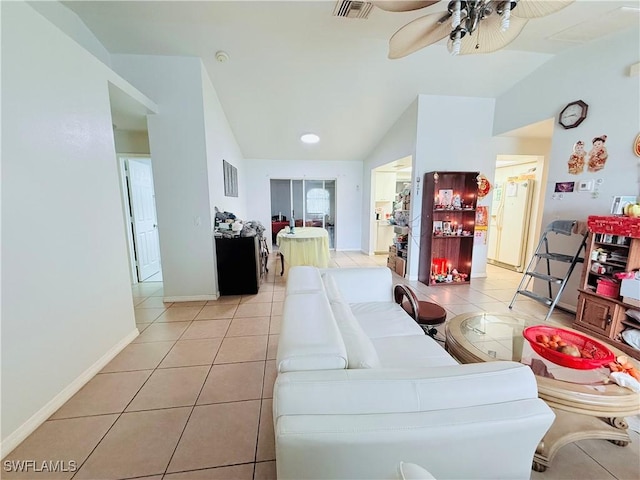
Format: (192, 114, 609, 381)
(371, 156, 412, 256)
(269, 179, 336, 248)
(119, 156, 162, 283)
(487, 155, 544, 272)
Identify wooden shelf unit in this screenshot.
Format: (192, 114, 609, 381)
(573, 222, 640, 360)
(418, 171, 479, 286)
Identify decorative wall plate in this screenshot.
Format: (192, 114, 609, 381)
(477, 174, 491, 198)
(634, 133, 640, 157)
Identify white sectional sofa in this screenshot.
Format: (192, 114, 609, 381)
(274, 266, 555, 480)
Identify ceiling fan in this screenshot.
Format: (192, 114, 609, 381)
(374, 1, 575, 57)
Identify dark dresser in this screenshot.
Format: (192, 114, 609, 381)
(214, 236, 260, 295)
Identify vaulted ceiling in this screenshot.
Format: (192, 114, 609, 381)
(60, 1, 640, 161)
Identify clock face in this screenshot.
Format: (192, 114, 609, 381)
(559, 100, 588, 129)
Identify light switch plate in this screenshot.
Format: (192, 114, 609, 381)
(578, 180, 594, 192)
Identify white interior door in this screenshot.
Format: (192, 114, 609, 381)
(128, 158, 161, 281)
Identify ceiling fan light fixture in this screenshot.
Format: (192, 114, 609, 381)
(300, 133, 320, 144)
(386, 0, 573, 58)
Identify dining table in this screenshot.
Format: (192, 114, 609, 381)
(276, 226, 330, 275)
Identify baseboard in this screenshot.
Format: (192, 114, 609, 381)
(0, 328, 140, 459)
(163, 294, 218, 302)
(555, 301, 577, 315)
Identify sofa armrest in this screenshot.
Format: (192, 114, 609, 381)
(277, 292, 347, 373)
(274, 362, 539, 417)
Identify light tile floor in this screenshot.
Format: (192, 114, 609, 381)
(3, 252, 639, 479)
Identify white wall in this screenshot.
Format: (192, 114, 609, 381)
(494, 28, 640, 309)
(27, 0, 112, 68)
(114, 130, 150, 155)
(111, 55, 219, 300)
(362, 100, 418, 255)
(411, 95, 497, 280)
(1, 2, 137, 453)
(201, 67, 247, 222)
(244, 160, 363, 251)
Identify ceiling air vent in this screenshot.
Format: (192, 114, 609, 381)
(333, 1, 373, 19)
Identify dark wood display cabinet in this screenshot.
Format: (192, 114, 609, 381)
(418, 171, 479, 287)
(574, 220, 640, 360)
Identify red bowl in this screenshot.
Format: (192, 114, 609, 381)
(523, 326, 615, 370)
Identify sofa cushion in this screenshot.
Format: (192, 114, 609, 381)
(371, 335, 458, 368)
(286, 266, 325, 295)
(277, 292, 348, 372)
(351, 302, 424, 339)
(321, 267, 393, 303)
(330, 301, 381, 369)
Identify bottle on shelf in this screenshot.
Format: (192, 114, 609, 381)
(289, 212, 295, 234)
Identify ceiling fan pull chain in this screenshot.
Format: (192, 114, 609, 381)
(447, 1, 463, 55)
(451, 1, 462, 28)
(500, 1, 512, 32)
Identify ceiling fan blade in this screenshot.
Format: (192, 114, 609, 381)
(389, 12, 451, 59)
(512, 0, 575, 19)
(374, 1, 440, 13)
(457, 14, 528, 55)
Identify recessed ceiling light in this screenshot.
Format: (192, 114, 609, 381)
(300, 133, 320, 144)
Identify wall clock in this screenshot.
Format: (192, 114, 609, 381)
(559, 100, 588, 129)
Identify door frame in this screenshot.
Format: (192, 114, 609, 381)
(269, 177, 337, 249)
(118, 154, 160, 284)
(488, 155, 546, 272)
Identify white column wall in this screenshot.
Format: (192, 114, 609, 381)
(412, 95, 497, 280)
(111, 55, 218, 299)
(1, 2, 137, 450)
(244, 160, 363, 251)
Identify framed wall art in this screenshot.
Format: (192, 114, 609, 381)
(223, 160, 238, 197)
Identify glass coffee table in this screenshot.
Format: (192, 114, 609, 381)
(445, 312, 640, 472)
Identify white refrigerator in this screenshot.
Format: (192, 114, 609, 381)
(487, 178, 535, 271)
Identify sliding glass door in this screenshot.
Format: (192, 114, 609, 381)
(270, 179, 336, 248)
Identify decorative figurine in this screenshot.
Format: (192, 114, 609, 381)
(567, 140, 586, 174)
(587, 135, 608, 172)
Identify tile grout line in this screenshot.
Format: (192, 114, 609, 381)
(69, 293, 188, 479)
(160, 305, 236, 478)
(70, 301, 209, 478)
